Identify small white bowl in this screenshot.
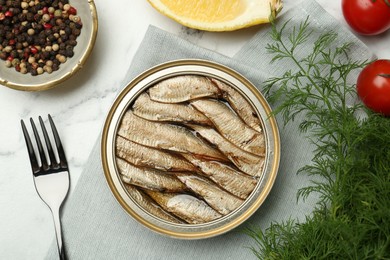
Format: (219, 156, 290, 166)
(0, 0, 98, 91)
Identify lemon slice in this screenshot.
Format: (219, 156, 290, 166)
(147, 0, 283, 31)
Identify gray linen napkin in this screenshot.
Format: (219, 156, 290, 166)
(46, 1, 371, 259)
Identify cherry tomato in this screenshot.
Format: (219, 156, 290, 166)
(357, 60, 390, 116)
(341, 0, 390, 35)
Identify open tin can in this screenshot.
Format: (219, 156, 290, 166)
(101, 59, 280, 239)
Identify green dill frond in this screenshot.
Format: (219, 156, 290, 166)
(247, 16, 390, 259)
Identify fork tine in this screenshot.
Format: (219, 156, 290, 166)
(30, 118, 49, 171)
(39, 116, 59, 169)
(48, 114, 68, 168)
(21, 120, 41, 175)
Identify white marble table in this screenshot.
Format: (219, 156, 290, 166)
(0, 1, 389, 259)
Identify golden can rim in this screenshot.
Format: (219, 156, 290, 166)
(101, 59, 280, 239)
(0, 0, 99, 91)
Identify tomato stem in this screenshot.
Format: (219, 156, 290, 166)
(384, 0, 390, 7)
(379, 73, 390, 78)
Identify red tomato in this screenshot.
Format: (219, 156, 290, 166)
(342, 0, 390, 35)
(357, 60, 390, 116)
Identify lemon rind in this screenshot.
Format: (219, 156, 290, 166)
(147, 0, 283, 32)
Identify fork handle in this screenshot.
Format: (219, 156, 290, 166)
(51, 207, 67, 260)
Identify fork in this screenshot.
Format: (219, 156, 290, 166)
(21, 115, 69, 260)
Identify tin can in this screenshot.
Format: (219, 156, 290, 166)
(101, 59, 280, 239)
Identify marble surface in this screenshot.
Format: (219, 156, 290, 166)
(0, 0, 389, 259)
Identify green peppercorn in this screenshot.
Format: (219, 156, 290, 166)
(54, 9, 62, 18)
(11, 58, 20, 66)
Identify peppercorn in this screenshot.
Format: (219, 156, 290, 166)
(1, 0, 83, 75)
(52, 43, 59, 51)
(5, 32, 14, 40)
(15, 42, 23, 50)
(52, 63, 59, 71)
(64, 26, 71, 35)
(65, 49, 73, 57)
(27, 28, 34, 35)
(20, 66, 27, 74)
(11, 58, 20, 66)
(43, 65, 52, 73)
(54, 9, 62, 18)
(37, 67, 43, 74)
(67, 39, 76, 46)
(60, 34, 67, 42)
(72, 28, 80, 36)
(26, 12, 34, 22)
(42, 13, 50, 22)
(68, 34, 75, 41)
(47, 34, 56, 42)
(21, 2, 29, 9)
(0, 51, 7, 60)
(10, 50, 18, 58)
(41, 51, 50, 59)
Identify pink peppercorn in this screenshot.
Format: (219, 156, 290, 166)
(5, 11, 13, 17)
(30, 46, 38, 55)
(68, 7, 77, 15)
(43, 23, 53, 30)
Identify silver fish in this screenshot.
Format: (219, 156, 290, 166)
(116, 136, 197, 172)
(189, 125, 265, 177)
(118, 111, 228, 162)
(132, 92, 212, 126)
(182, 154, 257, 199)
(148, 75, 220, 103)
(145, 190, 222, 224)
(176, 174, 244, 215)
(211, 78, 262, 132)
(124, 184, 185, 224)
(191, 99, 265, 155)
(116, 158, 187, 192)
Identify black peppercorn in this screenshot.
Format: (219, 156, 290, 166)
(6, 32, 14, 40)
(45, 29, 53, 36)
(47, 34, 56, 42)
(72, 28, 80, 36)
(65, 49, 73, 57)
(68, 39, 77, 46)
(42, 51, 50, 59)
(12, 1, 21, 7)
(64, 27, 71, 35)
(15, 42, 23, 50)
(52, 63, 59, 71)
(0, 51, 7, 60)
(26, 13, 34, 22)
(60, 34, 68, 42)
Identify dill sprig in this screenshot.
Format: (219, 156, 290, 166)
(247, 17, 390, 259)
